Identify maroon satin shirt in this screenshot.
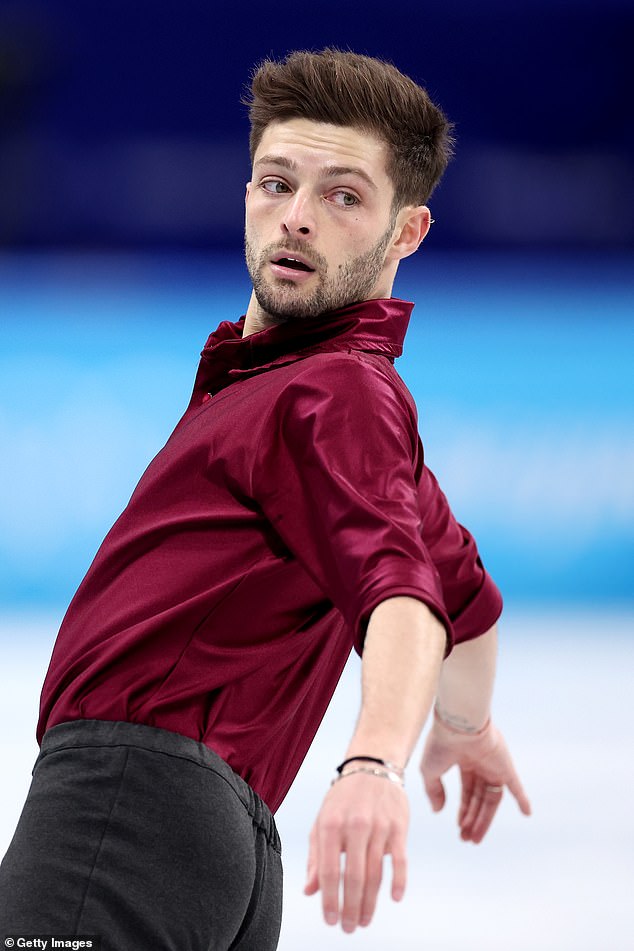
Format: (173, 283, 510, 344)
(38, 298, 502, 811)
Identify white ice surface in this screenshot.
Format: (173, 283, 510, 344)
(1, 608, 633, 950)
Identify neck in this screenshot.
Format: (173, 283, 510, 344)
(243, 283, 398, 340)
(243, 291, 279, 338)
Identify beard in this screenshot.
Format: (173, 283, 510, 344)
(244, 218, 396, 322)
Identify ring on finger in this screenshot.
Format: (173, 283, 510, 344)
(484, 784, 504, 793)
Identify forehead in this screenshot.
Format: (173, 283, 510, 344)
(253, 118, 390, 184)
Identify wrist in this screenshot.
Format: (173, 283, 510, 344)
(332, 765, 405, 788)
(332, 754, 406, 788)
(337, 755, 405, 776)
(433, 703, 490, 736)
(344, 735, 410, 768)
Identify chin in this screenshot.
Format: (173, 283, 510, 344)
(254, 287, 320, 322)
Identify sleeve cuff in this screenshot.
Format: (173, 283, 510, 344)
(353, 582, 454, 658)
(450, 571, 503, 644)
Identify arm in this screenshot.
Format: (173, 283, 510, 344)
(435, 622, 498, 733)
(305, 596, 446, 933)
(420, 623, 531, 842)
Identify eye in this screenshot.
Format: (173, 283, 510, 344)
(328, 190, 360, 208)
(261, 179, 291, 195)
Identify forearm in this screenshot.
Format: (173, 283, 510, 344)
(434, 624, 498, 733)
(420, 622, 531, 839)
(345, 596, 446, 767)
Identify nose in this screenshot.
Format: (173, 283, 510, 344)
(281, 190, 315, 238)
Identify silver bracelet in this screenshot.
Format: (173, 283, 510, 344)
(331, 766, 405, 787)
(434, 704, 490, 736)
(336, 755, 405, 776)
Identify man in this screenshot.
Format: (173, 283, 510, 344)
(0, 49, 530, 949)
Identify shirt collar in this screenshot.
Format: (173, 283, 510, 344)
(198, 298, 413, 393)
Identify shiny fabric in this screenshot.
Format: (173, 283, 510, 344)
(38, 298, 502, 812)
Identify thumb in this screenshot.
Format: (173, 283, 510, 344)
(304, 825, 320, 895)
(304, 865, 319, 896)
(424, 775, 446, 813)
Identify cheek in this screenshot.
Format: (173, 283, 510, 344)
(244, 188, 261, 220)
(244, 202, 261, 238)
(245, 195, 274, 235)
(336, 226, 367, 259)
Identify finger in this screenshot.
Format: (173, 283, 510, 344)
(466, 786, 504, 843)
(304, 824, 319, 896)
(459, 795, 482, 839)
(424, 774, 446, 812)
(358, 833, 386, 928)
(318, 820, 344, 926)
(458, 770, 477, 829)
(341, 820, 371, 933)
(507, 772, 532, 816)
(304, 870, 319, 895)
(389, 820, 408, 902)
(460, 777, 501, 840)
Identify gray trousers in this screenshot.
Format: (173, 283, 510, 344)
(0, 719, 283, 950)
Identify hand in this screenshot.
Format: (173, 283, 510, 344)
(420, 717, 531, 843)
(304, 772, 409, 932)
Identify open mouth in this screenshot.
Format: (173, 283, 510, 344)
(272, 256, 315, 273)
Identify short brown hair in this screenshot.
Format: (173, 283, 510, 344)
(243, 48, 454, 209)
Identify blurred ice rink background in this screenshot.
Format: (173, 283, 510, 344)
(1, 1, 633, 947)
(1, 252, 632, 950)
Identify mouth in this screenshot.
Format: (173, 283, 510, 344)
(270, 253, 316, 273)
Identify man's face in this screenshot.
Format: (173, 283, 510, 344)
(244, 118, 399, 322)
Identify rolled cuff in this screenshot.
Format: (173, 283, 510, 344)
(352, 573, 454, 658)
(450, 571, 503, 645)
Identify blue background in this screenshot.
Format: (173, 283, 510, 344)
(1, 0, 633, 250)
(0, 1, 632, 609)
(1, 249, 632, 609)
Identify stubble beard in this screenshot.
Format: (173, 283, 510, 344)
(244, 219, 396, 323)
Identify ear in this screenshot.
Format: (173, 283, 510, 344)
(245, 181, 252, 206)
(387, 205, 432, 262)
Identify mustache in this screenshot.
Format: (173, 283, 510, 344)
(263, 240, 328, 272)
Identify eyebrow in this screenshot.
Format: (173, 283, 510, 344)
(254, 154, 378, 191)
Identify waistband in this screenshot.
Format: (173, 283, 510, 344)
(38, 719, 281, 852)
